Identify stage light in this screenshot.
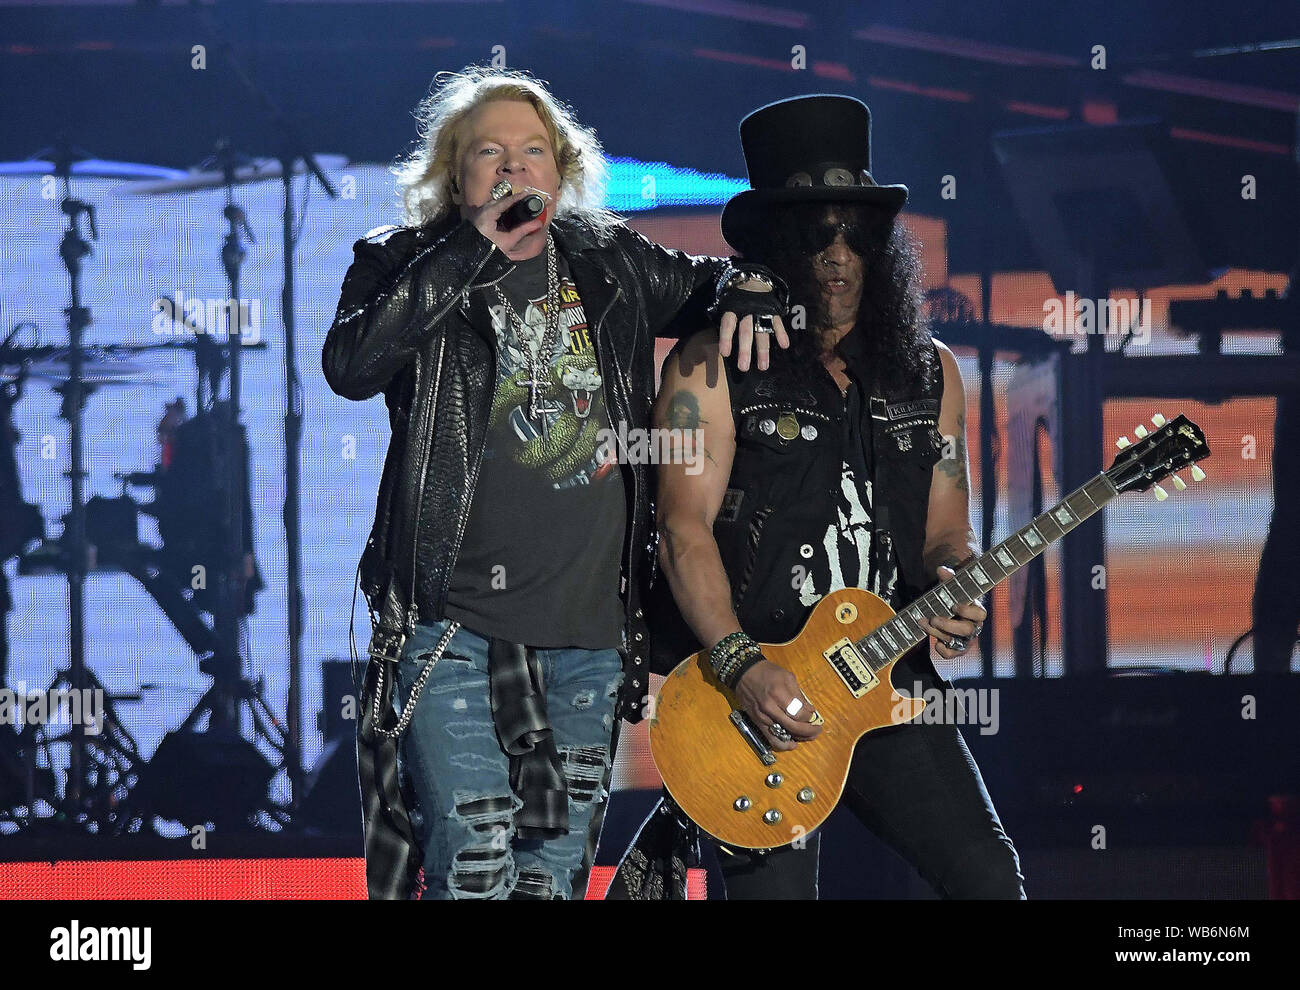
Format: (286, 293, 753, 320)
(603, 157, 749, 214)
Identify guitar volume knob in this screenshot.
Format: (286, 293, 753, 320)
(797, 787, 815, 803)
(734, 796, 752, 811)
(765, 773, 783, 788)
(763, 809, 782, 825)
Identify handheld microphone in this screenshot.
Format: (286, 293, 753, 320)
(498, 193, 546, 231)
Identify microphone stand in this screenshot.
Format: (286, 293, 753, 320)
(210, 140, 253, 731)
(188, 0, 340, 804)
(49, 139, 97, 810)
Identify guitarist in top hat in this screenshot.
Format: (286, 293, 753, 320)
(622, 95, 1025, 898)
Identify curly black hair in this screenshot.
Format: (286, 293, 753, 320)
(739, 199, 937, 398)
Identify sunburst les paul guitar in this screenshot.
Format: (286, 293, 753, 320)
(649, 413, 1210, 849)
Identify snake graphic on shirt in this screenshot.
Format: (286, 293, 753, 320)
(490, 351, 607, 483)
(489, 279, 613, 487)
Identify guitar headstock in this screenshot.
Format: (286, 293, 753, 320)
(1107, 413, 1210, 498)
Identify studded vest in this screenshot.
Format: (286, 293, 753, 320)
(649, 335, 946, 675)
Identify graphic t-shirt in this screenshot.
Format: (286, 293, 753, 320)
(444, 247, 627, 649)
(793, 377, 900, 610)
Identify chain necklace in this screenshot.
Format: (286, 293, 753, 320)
(494, 234, 564, 439)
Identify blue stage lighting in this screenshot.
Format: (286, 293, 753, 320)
(603, 156, 748, 213)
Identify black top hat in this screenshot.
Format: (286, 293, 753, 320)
(720, 94, 908, 254)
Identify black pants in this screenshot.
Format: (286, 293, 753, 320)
(1252, 392, 1300, 672)
(717, 683, 1025, 900)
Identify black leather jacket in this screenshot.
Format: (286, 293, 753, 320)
(322, 210, 735, 720)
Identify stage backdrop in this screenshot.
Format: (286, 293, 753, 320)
(1, 162, 1285, 824)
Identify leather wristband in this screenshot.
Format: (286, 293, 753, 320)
(708, 263, 789, 325)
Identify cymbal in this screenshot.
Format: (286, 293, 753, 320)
(10, 348, 157, 386)
(122, 338, 268, 352)
(26, 361, 162, 387)
(0, 158, 187, 181)
(119, 154, 348, 196)
(4, 338, 266, 364)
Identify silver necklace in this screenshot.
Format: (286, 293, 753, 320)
(494, 234, 564, 439)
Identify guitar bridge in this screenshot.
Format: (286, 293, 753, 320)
(823, 638, 879, 698)
(729, 710, 777, 766)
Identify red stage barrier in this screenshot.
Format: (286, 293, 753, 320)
(0, 858, 367, 900)
(0, 858, 707, 899)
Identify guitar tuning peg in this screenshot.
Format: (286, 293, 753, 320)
(1172, 475, 1187, 491)
(1116, 436, 1131, 449)
(1134, 425, 1149, 438)
(1151, 413, 1167, 427)
(1153, 484, 1168, 501)
(1191, 465, 1206, 482)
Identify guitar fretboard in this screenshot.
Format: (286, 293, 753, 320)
(855, 472, 1119, 669)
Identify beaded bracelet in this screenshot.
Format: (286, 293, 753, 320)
(721, 647, 764, 690)
(715, 644, 759, 685)
(709, 631, 750, 664)
(709, 632, 765, 688)
(710, 634, 752, 667)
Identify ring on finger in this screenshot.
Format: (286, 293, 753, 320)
(769, 722, 792, 742)
(754, 314, 776, 334)
(943, 636, 969, 652)
(785, 697, 803, 717)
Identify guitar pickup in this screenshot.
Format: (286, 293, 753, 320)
(823, 638, 879, 698)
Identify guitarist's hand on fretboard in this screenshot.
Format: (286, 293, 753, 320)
(918, 565, 986, 658)
(734, 658, 823, 751)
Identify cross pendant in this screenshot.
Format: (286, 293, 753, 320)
(521, 375, 563, 439)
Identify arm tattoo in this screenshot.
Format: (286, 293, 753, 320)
(664, 390, 706, 430)
(937, 411, 969, 494)
(923, 542, 963, 578)
(663, 389, 718, 464)
(923, 542, 977, 580)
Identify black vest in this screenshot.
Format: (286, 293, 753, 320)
(649, 335, 946, 680)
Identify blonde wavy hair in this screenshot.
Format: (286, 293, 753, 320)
(392, 66, 621, 236)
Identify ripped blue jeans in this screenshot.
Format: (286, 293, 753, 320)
(393, 616, 624, 900)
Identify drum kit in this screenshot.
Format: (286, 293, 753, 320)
(0, 138, 347, 836)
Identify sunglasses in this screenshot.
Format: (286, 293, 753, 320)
(798, 221, 874, 257)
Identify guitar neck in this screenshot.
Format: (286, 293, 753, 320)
(854, 471, 1120, 669)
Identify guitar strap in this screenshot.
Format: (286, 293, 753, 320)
(867, 394, 898, 599)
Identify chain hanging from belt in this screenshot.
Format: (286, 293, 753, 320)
(494, 233, 564, 440)
(370, 619, 461, 740)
